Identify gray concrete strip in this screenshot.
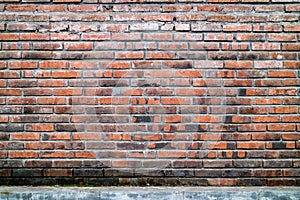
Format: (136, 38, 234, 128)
(0, 187, 299, 200)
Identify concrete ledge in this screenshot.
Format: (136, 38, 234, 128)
(0, 187, 299, 200)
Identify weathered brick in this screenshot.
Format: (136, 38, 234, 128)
(0, 0, 298, 187)
(6, 4, 36, 12)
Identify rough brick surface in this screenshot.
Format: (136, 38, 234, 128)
(0, 0, 299, 186)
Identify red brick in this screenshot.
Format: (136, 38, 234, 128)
(144, 33, 172, 41)
(12, 133, 40, 140)
(175, 70, 202, 78)
(268, 70, 295, 78)
(40, 151, 67, 158)
(252, 43, 280, 51)
(161, 98, 190, 105)
(175, 33, 203, 41)
(190, 42, 219, 50)
(241, 15, 268, 22)
(26, 124, 54, 132)
(18, 14, 48, 22)
(113, 14, 142, 21)
(42, 133, 71, 140)
(0, 62, 6, 69)
(44, 169, 72, 177)
(73, 133, 101, 141)
(194, 5, 222, 12)
(282, 134, 300, 141)
(253, 24, 282, 32)
(115, 51, 144, 59)
(0, 89, 21, 96)
(0, 14, 16, 21)
(6, 4, 36, 12)
(269, 14, 298, 22)
(52, 71, 81, 78)
(49, 13, 80, 22)
(236, 33, 266, 41)
(10, 152, 38, 159)
(284, 25, 300, 32)
(224, 61, 252, 69)
(284, 79, 300, 86)
(69, 24, 97, 32)
(8, 61, 37, 69)
(144, 14, 173, 22)
(253, 116, 280, 123)
(112, 160, 141, 168)
(269, 88, 297, 96)
(26, 142, 54, 150)
(40, 61, 68, 69)
(65, 42, 93, 51)
(51, 33, 80, 41)
(33, 42, 62, 50)
(0, 33, 19, 41)
(286, 5, 300, 12)
(268, 179, 296, 186)
(0, 115, 8, 122)
(192, 24, 222, 32)
(223, 24, 252, 32)
(20, 33, 49, 40)
(223, 5, 252, 12)
(112, 33, 141, 41)
(255, 5, 283, 12)
(23, 88, 52, 96)
(54, 88, 82, 96)
(69, 5, 97, 12)
(241, 0, 269, 2)
(237, 142, 265, 149)
(284, 62, 300, 69)
(282, 44, 300, 51)
(7, 24, 37, 31)
(146, 52, 175, 60)
(252, 133, 280, 141)
(53, 0, 81, 2)
(270, 106, 298, 114)
(39, 5, 67, 12)
(100, 24, 128, 32)
(268, 124, 296, 131)
(38, 97, 66, 105)
(176, 88, 205, 96)
(71, 150, 99, 159)
(208, 15, 237, 22)
(0, 169, 10, 176)
(208, 0, 238, 2)
(158, 151, 186, 158)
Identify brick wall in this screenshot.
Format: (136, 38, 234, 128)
(0, 0, 299, 186)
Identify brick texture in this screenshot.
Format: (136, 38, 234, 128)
(0, 0, 299, 186)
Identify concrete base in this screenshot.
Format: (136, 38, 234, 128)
(0, 187, 299, 200)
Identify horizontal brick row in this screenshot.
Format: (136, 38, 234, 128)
(1, 132, 300, 140)
(2, 115, 299, 123)
(0, 148, 300, 158)
(0, 42, 300, 51)
(0, 34, 299, 42)
(1, 167, 300, 186)
(1, 60, 300, 68)
(0, 122, 300, 130)
(1, 52, 300, 60)
(0, 14, 299, 22)
(1, 158, 299, 168)
(0, 176, 299, 187)
(1, 4, 298, 11)
(0, 168, 299, 177)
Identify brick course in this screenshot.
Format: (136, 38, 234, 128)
(0, 0, 299, 186)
